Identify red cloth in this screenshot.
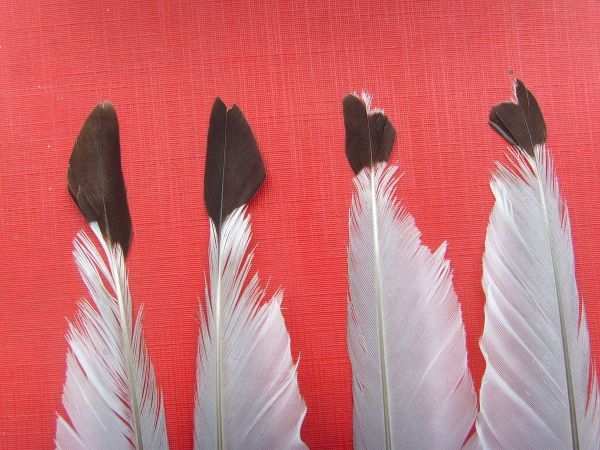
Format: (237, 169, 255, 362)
(1, 1, 599, 448)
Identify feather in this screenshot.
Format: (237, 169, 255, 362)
(344, 92, 477, 449)
(56, 103, 168, 449)
(471, 80, 600, 449)
(194, 98, 306, 449)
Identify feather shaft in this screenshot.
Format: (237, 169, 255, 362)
(215, 249, 224, 450)
(95, 226, 144, 448)
(112, 254, 143, 449)
(533, 158, 579, 449)
(369, 168, 392, 450)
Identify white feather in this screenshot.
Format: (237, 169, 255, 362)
(472, 146, 600, 449)
(56, 223, 168, 450)
(194, 206, 307, 450)
(348, 162, 477, 450)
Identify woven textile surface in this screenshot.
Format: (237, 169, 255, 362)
(1, 1, 600, 448)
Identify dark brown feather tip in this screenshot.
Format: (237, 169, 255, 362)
(343, 93, 396, 174)
(67, 102, 132, 255)
(203, 97, 266, 232)
(489, 79, 547, 156)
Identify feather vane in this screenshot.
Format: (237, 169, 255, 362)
(194, 208, 306, 449)
(56, 224, 168, 450)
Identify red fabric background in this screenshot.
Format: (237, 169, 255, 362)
(1, 1, 600, 448)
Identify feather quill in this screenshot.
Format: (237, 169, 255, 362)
(471, 80, 600, 450)
(344, 92, 477, 449)
(56, 102, 168, 449)
(194, 98, 306, 449)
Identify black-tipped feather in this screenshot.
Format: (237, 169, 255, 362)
(471, 80, 600, 450)
(343, 93, 396, 174)
(489, 79, 547, 156)
(67, 102, 132, 255)
(204, 97, 266, 231)
(344, 92, 477, 448)
(196, 98, 307, 448)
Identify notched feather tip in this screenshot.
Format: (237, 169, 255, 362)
(67, 101, 132, 255)
(203, 97, 266, 232)
(343, 92, 396, 174)
(489, 79, 547, 156)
